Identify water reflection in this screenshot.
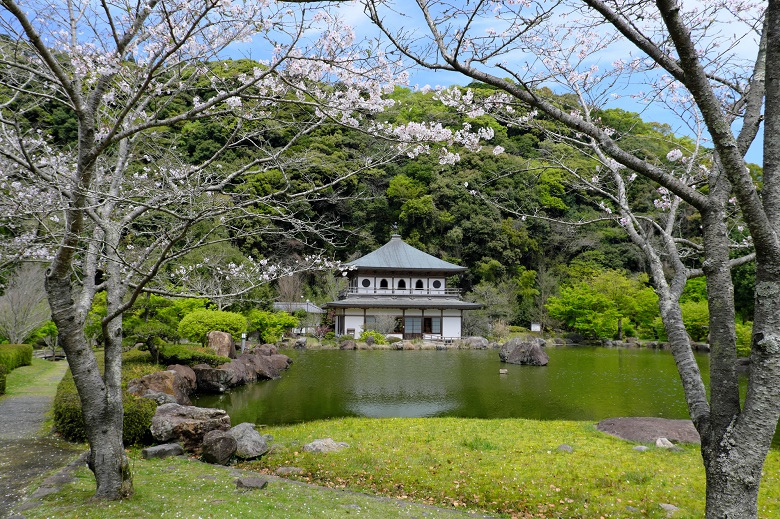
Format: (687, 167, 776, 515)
(195, 347, 710, 426)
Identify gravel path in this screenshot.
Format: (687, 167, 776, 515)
(0, 360, 84, 519)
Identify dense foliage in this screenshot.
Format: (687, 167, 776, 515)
(177, 310, 247, 345)
(247, 310, 299, 344)
(157, 344, 230, 368)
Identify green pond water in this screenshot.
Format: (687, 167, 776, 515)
(195, 347, 715, 425)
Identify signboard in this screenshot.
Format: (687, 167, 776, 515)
(530, 323, 542, 333)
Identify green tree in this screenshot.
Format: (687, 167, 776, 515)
(546, 270, 658, 339)
(177, 310, 247, 346)
(247, 309, 298, 343)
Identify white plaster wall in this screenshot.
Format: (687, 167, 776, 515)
(344, 315, 364, 338)
(442, 316, 462, 338)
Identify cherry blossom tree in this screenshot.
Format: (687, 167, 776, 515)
(0, 263, 50, 344)
(363, 0, 772, 517)
(0, 0, 492, 500)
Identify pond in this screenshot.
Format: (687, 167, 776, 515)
(195, 347, 713, 425)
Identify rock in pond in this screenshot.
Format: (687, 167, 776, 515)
(192, 364, 232, 393)
(499, 338, 549, 366)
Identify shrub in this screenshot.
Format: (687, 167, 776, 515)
(0, 365, 7, 395)
(158, 343, 230, 367)
(0, 344, 33, 372)
(53, 352, 158, 445)
(359, 330, 387, 345)
(177, 309, 247, 345)
(247, 309, 298, 343)
(122, 348, 164, 383)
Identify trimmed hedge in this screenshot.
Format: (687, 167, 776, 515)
(53, 351, 158, 445)
(0, 344, 33, 371)
(0, 365, 7, 395)
(158, 343, 230, 367)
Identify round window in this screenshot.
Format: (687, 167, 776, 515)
(432, 280, 442, 289)
(361, 279, 371, 288)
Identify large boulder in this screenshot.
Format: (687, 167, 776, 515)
(229, 422, 270, 459)
(253, 344, 278, 356)
(167, 364, 197, 393)
(150, 403, 231, 452)
(269, 354, 292, 371)
(207, 330, 236, 359)
(192, 364, 232, 393)
(201, 429, 237, 465)
(127, 369, 193, 405)
(236, 353, 281, 380)
(217, 359, 253, 388)
(499, 338, 549, 366)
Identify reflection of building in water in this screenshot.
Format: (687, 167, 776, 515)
(326, 234, 480, 341)
(343, 350, 458, 418)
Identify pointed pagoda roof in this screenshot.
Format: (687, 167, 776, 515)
(347, 235, 466, 272)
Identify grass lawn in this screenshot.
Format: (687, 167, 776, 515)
(244, 418, 780, 518)
(1, 357, 68, 398)
(19, 417, 780, 518)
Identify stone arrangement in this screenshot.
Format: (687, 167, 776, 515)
(131, 343, 292, 466)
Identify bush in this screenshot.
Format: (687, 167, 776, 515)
(177, 309, 247, 345)
(0, 365, 7, 395)
(158, 343, 230, 367)
(53, 352, 158, 445)
(247, 309, 298, 343)
(359, 330, 387, 345)
(0, 344, 33, 372)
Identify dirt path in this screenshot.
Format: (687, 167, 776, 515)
(0, 360, 84, 519)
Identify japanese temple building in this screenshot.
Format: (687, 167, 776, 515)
(325, 234, 481, 340)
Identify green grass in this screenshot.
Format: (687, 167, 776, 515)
(0, 358, 68, 398)
(241, 418, 780, 518)
(24, 453, 486, 519)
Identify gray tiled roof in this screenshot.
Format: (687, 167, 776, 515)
(348, 235, 466, 271)
(273, 302, 325, 313)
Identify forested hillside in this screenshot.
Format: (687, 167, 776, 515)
(2, 58, 757, 342)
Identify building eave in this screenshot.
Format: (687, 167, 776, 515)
(324, 298, 482, 310)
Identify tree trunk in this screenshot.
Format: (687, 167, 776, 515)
(703, 444, 763, 518)
(47, 266, 132, 499)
